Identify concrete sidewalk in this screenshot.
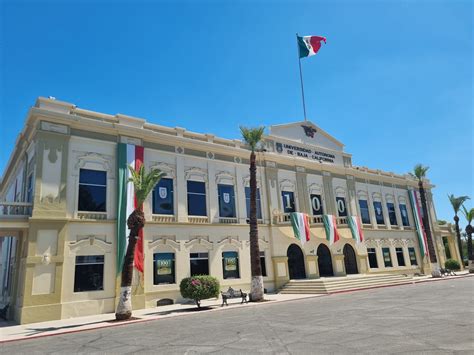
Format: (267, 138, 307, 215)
(1, 272, 471, 344)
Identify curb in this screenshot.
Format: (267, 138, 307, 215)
(1, 274, 472, 344)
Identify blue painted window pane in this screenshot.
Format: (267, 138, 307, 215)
(187, 180, 206, 194)
(153, 178, 174, 215)
(245, 187, 262, 219)
(79, 169, 106, 185)
(336, 197, 347, 217)
(382, 248, 392, 267)
(400, 204, 410, 226)
(373, 201, 385, 225)
(310, 194, 323, 215)
(387, 203, 398, 226)
(153, 253, 175, 284)
(187, 181, 207, 216)
(218, 184, 236, 218)
(281, 191, 296, 213)
(78, 169, 107, 212)
(222, 251, 239, 279)
(358, 200, 371, 224)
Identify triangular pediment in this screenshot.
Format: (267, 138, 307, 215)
(268, 121, 344, 152)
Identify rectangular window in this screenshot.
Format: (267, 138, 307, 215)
(367, 248, 378, 268)
(153, 253, 175, 284)
(218, 184, 236, 218)
(222, 251, 239, 279)
(336, 197, 347, 217)
(187, 181, 207, 216)
(190, 252, 209, 276)
(396, 247, 406, 266)
(382, 248, 392, 267)
(387, 203, 398, 226)
(310, 194, 323, 215)
(408, 247, 418, 266)
(373, 201, 385, 225)
(26, 174, 34, 203)
(78, 169, 107, 212)
(74, 255, 104, 292)
(358, 200, 371, 224)
(245, 187, 262, 220)
(260, 251, 267, 277)
(281, 191, 296, 213)
(153, 178, 174, 215)
(399, 204, 410, 226)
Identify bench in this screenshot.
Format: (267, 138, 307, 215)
(440, 268, 456, 277)
(221, 287, 248, 306)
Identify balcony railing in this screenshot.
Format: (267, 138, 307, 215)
(188, 216, 209, 224)
(218, 217, 238, 224)
(309, 215, 324, 225)
(273, 213, 292, 224)
(152, 214, 176, 223)
(335, 216, 348, 225)
(0, 202, 32, 218)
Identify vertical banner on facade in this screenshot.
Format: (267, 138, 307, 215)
(323, 214, 340, 245)
(348, 215, 364, 243)
(116, 143, 145, 274)
(408, 190, 428, 258)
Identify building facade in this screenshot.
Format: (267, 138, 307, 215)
(0, 97, 462, 324)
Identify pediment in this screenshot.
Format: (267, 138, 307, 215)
(268, 121, 344, 152)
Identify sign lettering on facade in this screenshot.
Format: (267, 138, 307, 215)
(275, 142, 336, 163)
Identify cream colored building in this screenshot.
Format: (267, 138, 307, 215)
(0, 97, 462, 324)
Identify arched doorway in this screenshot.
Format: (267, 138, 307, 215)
(343, 244, 358, 274)
(287, 244, 306, 279)
(317, 244, 333, 277)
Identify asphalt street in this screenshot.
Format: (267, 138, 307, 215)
(1, 277, 473, 354)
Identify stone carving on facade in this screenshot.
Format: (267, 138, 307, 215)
(206, 152, 215, 160)
(41, 121, 69, 135)
(149, 236, 181, 251)
(242, 174, 261, 189)
(217, 236, 242, 249)
(68, 234, 112, 254)
(279, 179, 295, 192)
(184, 237, 213, 250)
(308, 183, 323, 195)
(150, 162, 175, 179)
(215, 171, 234, 185)
(334, 186, 346, 198)
(185, 167, 207, 182)
(175, 146, 184, 154)
(73, 151, 113, 177)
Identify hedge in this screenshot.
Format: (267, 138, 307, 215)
(445, 258, 461, 271)
(179, 275, 220, 308)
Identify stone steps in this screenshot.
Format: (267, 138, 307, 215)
(279, 274, 413, 294)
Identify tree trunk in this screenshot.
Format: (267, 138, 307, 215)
(453, 215, 463, 264)
(116, 208, 145, 320)
(249, 151, 264, 301)
(418, 181, 440, 277)
(466, 224, 473, 273)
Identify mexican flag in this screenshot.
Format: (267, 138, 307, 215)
(348, 216, 364, 244)
(408, 190, 428, 257)
(116, 143, 145, 274)
(297, 35, 327, 58)
(323, 214, 339, 245)
(290, 212, 311, 245)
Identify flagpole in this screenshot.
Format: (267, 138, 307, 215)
(296, 33, 307, 121)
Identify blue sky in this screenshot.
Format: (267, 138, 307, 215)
(1, 0, 472, 226)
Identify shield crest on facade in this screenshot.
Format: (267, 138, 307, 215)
(223, 193, 230, 204)
(276, 142, 283, 153)
(159, 187, 168, 199)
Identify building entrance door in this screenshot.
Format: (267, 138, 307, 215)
(343, 244, 358, 274)
(317, 244, 333, 277)
(287, 244, 306, 279)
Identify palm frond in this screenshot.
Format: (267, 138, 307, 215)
(461, 205, 474, 224)
(240, 126, 265, 152)
(128, 165, 166, 207)
(448, 194, 470, 213)
(411, 163, 430, 181)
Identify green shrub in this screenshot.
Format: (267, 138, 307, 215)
(179, 275, 220, 308)
(445, 259, 461, 271)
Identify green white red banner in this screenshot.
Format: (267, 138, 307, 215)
(348, 215, 364, 244)
(408, 190, 428, 258)
(323, 214, 339, 245)
(290, 212, 311, 245)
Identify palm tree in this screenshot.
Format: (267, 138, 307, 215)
(240, 126, 265, 302)
(461, 205, 474, 273)
(116, 165, 165, 320)
(448, 194, 470, 263)
(409, 164, 440, 276)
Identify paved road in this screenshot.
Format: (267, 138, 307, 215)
(2, 278, 473, 354)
